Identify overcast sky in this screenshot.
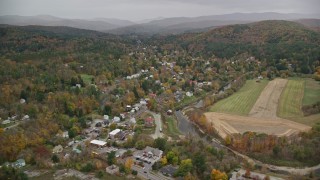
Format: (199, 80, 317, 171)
(1, 0, 319, 21)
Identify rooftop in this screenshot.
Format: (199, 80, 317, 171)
(90, 139, 107, 146)
(109, 129, 121, 135)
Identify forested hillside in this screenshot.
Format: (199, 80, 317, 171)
(153, 20, 320, 74)
(0, 21, 319, 179)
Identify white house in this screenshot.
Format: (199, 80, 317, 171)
(103, 115, 109, 120)
(22, 115, 29, 121)
(130, 117, 136, 124)
(109, 129, 121, 139)
(140, 100, 147, 106)
(52, 145, 64, 154)
(1, 120, 11, 125)
(20, 99, 26, 104)
(186, 91, 193, 97)
(113, 117, 120, 123)
(90, 139, 107, 147)
(120, 113, 126, 119)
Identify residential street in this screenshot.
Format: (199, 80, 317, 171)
(132, 165, 173, 180)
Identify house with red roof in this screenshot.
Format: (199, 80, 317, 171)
(144, 116, 154, 127)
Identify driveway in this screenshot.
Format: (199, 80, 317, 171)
(146, 110, 164, 139)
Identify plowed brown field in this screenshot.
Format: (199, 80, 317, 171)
(205, 79, 311, 138)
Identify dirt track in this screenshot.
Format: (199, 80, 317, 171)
(205, 79, 311, 138)
(249, 79, 287, 119)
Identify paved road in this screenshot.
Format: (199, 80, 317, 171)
(132, 165, 173, 180)
(4, 121, 21, 131)
(146, 110, 164, 139)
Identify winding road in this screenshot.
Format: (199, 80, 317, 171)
(175, 110, 320, 176)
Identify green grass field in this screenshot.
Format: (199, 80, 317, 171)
(278, 79, 304, 118)
(303, 78, 320, 106)
(209, 80, 268, 115)
(165, 117, 181, 137)
(278, 78, 320, 126)
(80, 74, 94, 85)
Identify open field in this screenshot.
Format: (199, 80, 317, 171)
(277, 79, 304, 119)
(277, 78, 320, 126)
(288, 114, 320, 126)
(165, 117, 181, 136)
(80, 74, 94, 85)
(205, 112, 311, 139)
(209, 80, 268, 115)
(206, 79, 312, 138)
(249, 78, 288, 119)
(303, 78, 320, 105)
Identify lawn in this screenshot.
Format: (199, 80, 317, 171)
(303, 78, 320, 106)
(209, 80, 268, 115)
(165, 117, 181, 136)
(278, 78, 320, 126)
(80, 74, 94, 85)
(278, 79, 304, 118)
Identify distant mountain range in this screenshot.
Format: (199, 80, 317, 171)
(0, 12, 319, 35)
(0, 15, 135, 32)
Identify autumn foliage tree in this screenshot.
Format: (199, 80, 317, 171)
(211, 169, 228, 180)
(125, 158, 133, 174)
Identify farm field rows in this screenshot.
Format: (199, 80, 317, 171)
(277, 78, 320, 126)
(209, 80, 268, 115)
(206, 78, 319, 138)
(249, 78, 287, 119)
(303, 78, 320, 106)
(277, 79, 304, 119)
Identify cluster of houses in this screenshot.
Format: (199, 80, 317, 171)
(125, 69, 149, 80)
(2, 159, 26, 169)
(1, 114, 30, 126)
(0, 99, 30, 127)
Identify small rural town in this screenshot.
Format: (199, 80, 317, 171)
(0, 0, 320, 180)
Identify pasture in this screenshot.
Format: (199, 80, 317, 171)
(207, 78, 314, 138)
(303, 78, 320, 106)
(277, 79, 304, 119)
(277, 78, 320, 126)
(209, 80, 268, 115)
